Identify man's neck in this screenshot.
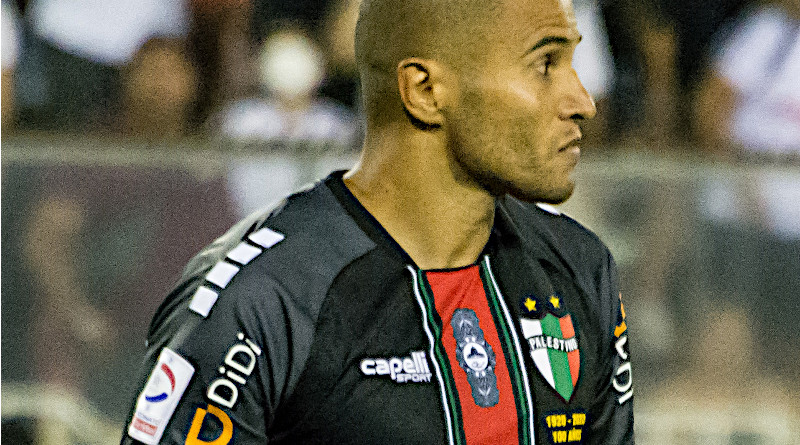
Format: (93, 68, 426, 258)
(344, 129, 496, 270)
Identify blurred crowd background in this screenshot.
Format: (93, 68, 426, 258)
(1, 0, 799, 443)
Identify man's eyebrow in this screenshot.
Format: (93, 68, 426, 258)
(525, 35, 582, 55)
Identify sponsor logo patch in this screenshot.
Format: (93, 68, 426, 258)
(207, 332, 262, 409)
(185, 404, 234, 445)
(451, 308, 499, 407)
(520, 295, 580, 402)
(612, 293, 633, 405)
(128, 348, 195, 444)
(360, 350, 433, 383)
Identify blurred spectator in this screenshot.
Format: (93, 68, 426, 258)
(644, 302, 800, 443)
(188, 0, 254, 126)
(14, 0, 189, 133)
(187, 0, 362, 127)
(319, 0, 361, 110)
(23, 196, 117, 394)
(654, 0, 751, 137)
(694, 0, 800, 160)
(3, 161, 238, 419)
(251, 0, 362, 109)
(599, 0, 753, 146)
(599, 0, 654, 143)
(207, 26, 359, 150)
(205, 22, 361, 219)
(687, 0, 800, 382)
(692, 0, 800, 255)
(251, 0, 335, 44)
(118, 37, 198, 140)
(2, 0, 21, 131)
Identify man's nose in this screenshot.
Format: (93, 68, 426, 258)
(559, 69, 597, 121)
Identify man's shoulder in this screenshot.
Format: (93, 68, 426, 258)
(497, 196, 612, 264)
(184, 179, 374, 281)
(148, 179, 376, 336)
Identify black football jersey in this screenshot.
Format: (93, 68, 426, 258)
(120, 171, 634, 445)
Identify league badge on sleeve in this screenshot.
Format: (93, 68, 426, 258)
(128, 348, 195, 444)
(519, 295, 580, 402)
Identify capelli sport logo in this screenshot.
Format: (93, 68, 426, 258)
(360, 350, 433, 383)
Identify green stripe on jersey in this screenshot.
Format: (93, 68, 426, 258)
(541, 314, 573, 401)
(416, 270, 465, 445)
(481, 260, 532, 445)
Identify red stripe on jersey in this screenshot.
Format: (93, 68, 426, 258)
(425, 266, 519, 445)
(559, 314, 580, 387)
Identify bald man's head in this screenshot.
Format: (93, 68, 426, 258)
(355, 0, 503, 125)
(355, 0, 503, 72)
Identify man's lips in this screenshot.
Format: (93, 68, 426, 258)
(559, 136, 582, 152)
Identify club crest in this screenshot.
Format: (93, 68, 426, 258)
(451, 308, 499, 407)
(519, 295, 580, 402)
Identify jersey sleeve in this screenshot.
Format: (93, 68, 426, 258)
(585, 250, 634, 444)
(120, 268, 295, 445)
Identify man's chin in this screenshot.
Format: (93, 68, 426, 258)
(509, 183, 574, 205)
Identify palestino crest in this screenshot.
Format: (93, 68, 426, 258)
(519, 295, 580, 402)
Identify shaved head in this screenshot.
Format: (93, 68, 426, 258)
(346, 0, 595, 267)
(355, 0, 503, 124)
(355, 0, 502, 71)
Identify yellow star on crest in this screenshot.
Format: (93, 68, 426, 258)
(524, 298, 537, 312)
(549, 295, 560, 309)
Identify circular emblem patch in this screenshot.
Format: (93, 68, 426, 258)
(463, 342, 489, 372)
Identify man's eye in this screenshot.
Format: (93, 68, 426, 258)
(537, 54, 554, 76)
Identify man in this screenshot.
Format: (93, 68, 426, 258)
(120, 0, 634, 443)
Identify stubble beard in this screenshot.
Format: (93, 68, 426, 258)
(516, 182, 575, 205)
(448, 116, 577, 206)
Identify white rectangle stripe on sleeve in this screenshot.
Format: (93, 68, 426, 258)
(205, 261, 240, 289)
(128, 348, 194, 444)
(248, 227, 284, 249)
(227, 242, 262, 265)
(189, 286, 219, 318)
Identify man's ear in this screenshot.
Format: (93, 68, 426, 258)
(397, 58, 451, 128)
